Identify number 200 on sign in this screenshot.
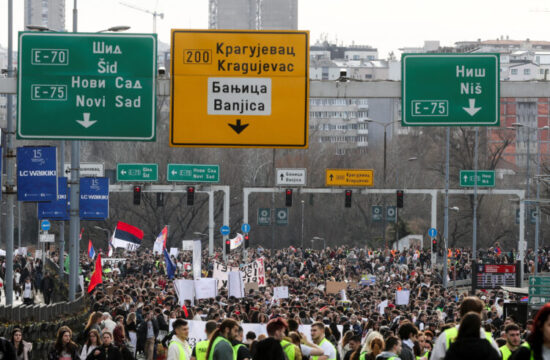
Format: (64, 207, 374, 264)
(412, 100, 448, 117)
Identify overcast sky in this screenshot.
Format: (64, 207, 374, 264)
(1, 0, 550, 58)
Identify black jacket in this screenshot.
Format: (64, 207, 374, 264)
(136, 318, 159, 352)
(444, 338, 500, 360)
(86, 344, 122, 360)
(509, 343, 543, 360)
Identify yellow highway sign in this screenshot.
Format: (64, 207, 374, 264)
(170, 29, 309, 148)
(325, 169, 374, 187)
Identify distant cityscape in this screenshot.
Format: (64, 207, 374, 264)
(1, 0, 549, 168)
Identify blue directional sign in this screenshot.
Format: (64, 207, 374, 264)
(220, 225, 230, 236)
(428, 228, 438, 238)
(17, 146, 57, 201)
(80, 177, 109, 220)
(40, 220, 51, 231)
(38, 177, 69, 220)
(241, 223, 251, 233)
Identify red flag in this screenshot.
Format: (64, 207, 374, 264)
(87, 253, 103, 293)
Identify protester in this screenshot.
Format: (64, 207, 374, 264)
(206, 319, 239, 360)
(48, 326, 79, 360)
(375, 336, 401, 360)
(80, 329, 101, 360)
(510, 303, 550, 360)
(113, 325, 135, 360)
(431, 297, 500, 360)
(86, 330, 122, 360)
(499, 324, 521, 360)
(444, 312, 500, 360)
(311, 321, 337, 360)
(232, 326, 252, 360)
(10, 327, 32, 360)
(166, 319, 191, 360)
(191, 320, 218, 360)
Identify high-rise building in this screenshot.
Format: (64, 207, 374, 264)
(25, 0, 66, 32)
(209, 0, 297, 30)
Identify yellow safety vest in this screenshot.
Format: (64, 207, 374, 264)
(311, 338, 336, 360)
(500, 344, 512, 360)
(195, 340, 209, 360)
(208, 336, 234, 360)
(169, 340, 188, 360)
(233, 343, 246, 360)
(281, 339, 295, 360)
(444, 327, 494, 349)
(520, 342, 535, 360)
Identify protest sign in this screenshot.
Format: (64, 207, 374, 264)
(182, 240, 194, 251)
(228, 271, 245, 298)
(273, 286, 289, 300)
(326, 281, 347, 294)
(194, 278, 218, 300)
(395, 290, 411, 305)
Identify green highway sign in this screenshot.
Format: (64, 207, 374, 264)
(530, 276, 550, 286)
(459, 170, 495, 187)
(529, 296, 550, 306)
(167, 164, 220, 182)
(529, 287, 550, 296)
(275, 208, 289, 225)
(17, 32, 157, 140)
(117, 163, 158, 182)
(402, 54, 499, 126)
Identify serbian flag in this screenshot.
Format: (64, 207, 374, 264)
(88, 240, 96, 259)
(153, 226, 168, 255)
(163, 248, 175, 280)
(230, 233, 243, 250)
(111, 221, 143, 251)
(87, 253, 103, 293)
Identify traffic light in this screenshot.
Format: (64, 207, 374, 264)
(244, 234, 250, 248)
(285, 189, 293, 207)
(133, 186, 141, 205)
(432, 239, 437, 252)
(187, 186, 195, 206)
(396, 190, 404, 208)
(156, 192, 164, 207)
(345, 190, 352, 208)
(225, 239, 231, 253)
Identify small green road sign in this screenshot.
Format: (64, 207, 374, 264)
(117, 163, 158, 182)
(275, 208, 289, 225)
(258, 208, 271, 226)
(459, 170, 495, 187)
(402, 54, 499, 126)
(17, 32, 157, 140)
(530, 276, 550, 286)
(167, 164, 220, 182)
(529, 287, 550, 296)
(529, 296, 550, 305)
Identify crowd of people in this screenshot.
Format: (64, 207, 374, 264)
(1, 243, 550, 360)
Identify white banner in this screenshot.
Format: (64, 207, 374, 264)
(273, 286, 289, 300)
(213, 257, 266, 288)
(182, 240, 194, 251)
(153, 241, 163, 255)
(182, 320, 342, 349)
(395, 290, 410, 305)
(170, 247, 179, 258)
(228, 271, 244, 298)
(230, 233, 243, 250)
(174, 279, 195, 306)
(194, 278, 218, 300)
(193, 240, 202, 280)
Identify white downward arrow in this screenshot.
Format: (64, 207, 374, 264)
(76, 113, 97, 128)
(463, 99, 481, 116)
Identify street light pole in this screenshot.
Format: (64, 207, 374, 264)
(534, 126, 549, 274)
(301, 200, 305, 248)
(443, 127, 450, 288)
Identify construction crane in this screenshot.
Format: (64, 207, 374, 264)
(119, 1, 164, 33)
